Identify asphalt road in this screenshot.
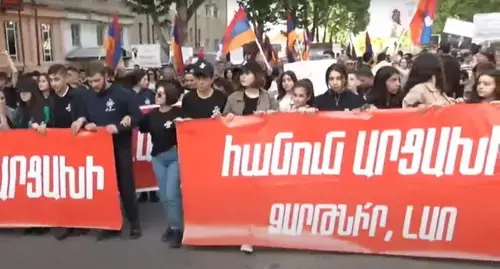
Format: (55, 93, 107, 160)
(0, 203, 498, 269)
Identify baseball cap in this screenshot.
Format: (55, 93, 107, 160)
(240, 59, 263, 75)
(191, 59, 214, 78)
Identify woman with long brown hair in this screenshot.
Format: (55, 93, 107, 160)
(468, 69, 500, 103)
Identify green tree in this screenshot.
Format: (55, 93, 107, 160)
(237, 0, 281, 39)
(123, 0, 206, 49)
(307, 0, 369, 43)
(434, 0, 500, 33)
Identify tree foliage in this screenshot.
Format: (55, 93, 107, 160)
(237, 0, 280, 35)
(123, 0, 206, 47)
(434, 0, 500, 33)
(239, 0, 369, 44)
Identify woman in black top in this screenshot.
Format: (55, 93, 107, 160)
(13, 76, 45, 129)
(314, 64, 366, 111)
(138, 80, 184, 248)
(366, 66, 404, 109)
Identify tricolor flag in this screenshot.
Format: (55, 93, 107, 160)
(409, 0, 437, 45)
(171, 14, 184, 75)
(104, 13, 122, 70)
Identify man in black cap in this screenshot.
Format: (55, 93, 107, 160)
(181, 59, 227, 119)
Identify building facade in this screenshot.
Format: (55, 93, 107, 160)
(128, 0, 228, 52)
(0, 0, 228, 72)
(187, 0, 227, 51)
(0, 2, 65, 71)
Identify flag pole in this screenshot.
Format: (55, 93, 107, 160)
(249, 22, 271, 70)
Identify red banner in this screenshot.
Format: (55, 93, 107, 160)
(177, 104, 500, 261)
(133, 105, 158, 191)
(0, 129, 122, 230)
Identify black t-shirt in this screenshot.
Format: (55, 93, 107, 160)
(138, 107, 185, 156)
(135, 88, 156, 106)
(242, 93, 259, 115)
(314, 89, 366, 111)
(43, 87, 86, 128)
(182, 89, 227, 119)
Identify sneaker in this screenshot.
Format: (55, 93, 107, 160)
(32, 228, 49, 235)
(240, 244, 254, 253)
(96, 230, 121, 241)
(149, 191, 159, 203)
(129, 227, 142, 240)
(53, 228, 73, 241)
(137, 192, 148, 203)
(168, 230, 183, 248)
(161, 227, 173, 242)
(73, 228, 89, 236)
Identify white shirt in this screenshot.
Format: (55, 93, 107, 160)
(278, 94, 294, 112)
(371, 60, 392, 76)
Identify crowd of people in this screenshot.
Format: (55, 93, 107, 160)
(0, 40, 499, 252)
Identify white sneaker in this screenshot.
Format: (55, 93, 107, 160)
(240, 244, 253, 253)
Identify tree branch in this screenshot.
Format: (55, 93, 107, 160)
(187, 0, 206, 21)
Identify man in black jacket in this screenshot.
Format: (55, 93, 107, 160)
(71, 65, 142, 241)
(32, 64, 89, 240)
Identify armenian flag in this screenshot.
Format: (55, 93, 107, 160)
(171, 14, 184, 75)
(104, 13, 122, 70)
(286, 10, 298, 62)
(409, 0, 437, 45)
(302, 30, 311, 60)
(364, 31, 373, 58)
(222, 8, 256, 54)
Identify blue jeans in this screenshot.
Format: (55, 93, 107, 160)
(151, 147, 183, 230)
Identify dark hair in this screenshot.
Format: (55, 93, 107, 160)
(241, 72, 265, 89)
(325, 63, 348, 89)
(147, 68, 158, 82)
(47, 64, 67, 75)
(440, 54, 461, 96)
(31, 70, 41, 77)
(293, 79, 315, 106)
(376, 52, 387, 63)
(472, 62, 496, 79)
(79, 69, 86, 73)
(460, 70, 469, 81)
(37, 73, 53, 92)
(67, 66, 78, 73)
(469, 70, 500, 103)
(223, 68, 234, 79)
(126, 69, 147, 88)
(277, 71, 298, 100)
(397, 50, 403, 57)
(367, 66, 403, 108)
(440, 42, 451, 54)
(403, 52, 446, 94)
(213, 77, 235, 95)
(17, 76, 44, 124)
(155, 80, 183, 105)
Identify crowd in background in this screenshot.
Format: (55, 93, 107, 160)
(0, 40, 499, 253)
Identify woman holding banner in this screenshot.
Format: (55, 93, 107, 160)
(138, 80, 185, 248)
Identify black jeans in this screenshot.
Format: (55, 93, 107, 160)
(114, 144, 140, 227)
